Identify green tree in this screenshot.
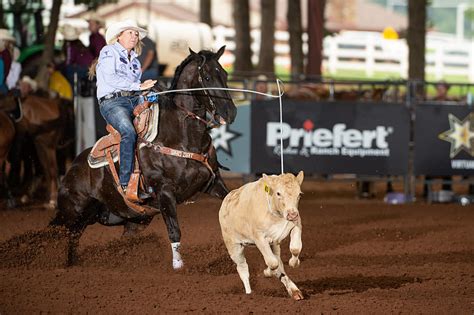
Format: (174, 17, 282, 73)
(287, 0, 303, 78)
(407, 0, 427, 85)
(306, 0, 326, 78)
(0, 1, 6, 29)
(233, 0, 253, 74)
(35, 0, 61, 89)
(257, 0, 275, 75)
(200, 0, 212, 27)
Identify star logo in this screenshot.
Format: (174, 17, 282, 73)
(438, 113, 474, 158)
(210, 125, 242, 156)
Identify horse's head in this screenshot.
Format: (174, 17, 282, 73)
(170, 45, 237, 126)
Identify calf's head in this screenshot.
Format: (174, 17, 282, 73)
(262, 171, 304, 221)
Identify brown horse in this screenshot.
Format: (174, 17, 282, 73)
(50, 46, 237, 269)
(0, 109, 16, 207)
(1, 93, 67, 207)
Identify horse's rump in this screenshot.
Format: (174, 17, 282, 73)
(21, 95, 61, 125)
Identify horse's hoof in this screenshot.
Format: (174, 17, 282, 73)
(172, 259, 183, 270)
(291, 289, 304, 301)
(20, 195, 29, 204)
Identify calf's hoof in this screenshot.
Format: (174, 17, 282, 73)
(263, 267, 273, 278)
(289, 257, 300, 268)
(172, 258, 183, 270)
(291, 289, 304, 301)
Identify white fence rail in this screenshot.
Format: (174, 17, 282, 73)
(213, 26, 474, 82)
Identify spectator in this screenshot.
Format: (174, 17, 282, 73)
(47, 62, 73, 101)
(87, 13, 106, 59)
(6, 47, 21, 90)
(433, 80, 452, 101)
(0, 29, 15, 95)
(137, 25, 159, 81)
(255, 74, 270, 100)
(61, 24, 94, 89)
(19, 76, 38, 98)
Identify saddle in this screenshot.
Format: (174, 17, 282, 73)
(88, 101, 160, 215)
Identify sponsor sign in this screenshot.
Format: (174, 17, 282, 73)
(414, 104, 474, 175)
(210, 103, 250, 173)
(251, 100, 410, 175)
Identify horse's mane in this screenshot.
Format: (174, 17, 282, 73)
(169, 49, 216, 91)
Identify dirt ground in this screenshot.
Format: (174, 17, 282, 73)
(0, 178, 473, 314)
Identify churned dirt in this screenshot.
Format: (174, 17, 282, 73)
(0, 178, 473, 314)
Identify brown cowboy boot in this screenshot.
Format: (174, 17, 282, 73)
(122, 185, 152, 202)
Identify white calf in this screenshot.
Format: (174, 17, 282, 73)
(219, 171, 304, 300)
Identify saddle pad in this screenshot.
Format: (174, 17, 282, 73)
(87, 103, 160, 168)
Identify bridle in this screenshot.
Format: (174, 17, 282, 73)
(197, 54, 217, 114)
(176, 54, 223, 129)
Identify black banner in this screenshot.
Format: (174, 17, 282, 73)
(251, 100, 410, 175)
(414, 104, 474, 176)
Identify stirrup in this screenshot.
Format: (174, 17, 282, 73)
(118, 185, 152, 203)
(138, 189, 152, 200)
(117, 185, 141, 203)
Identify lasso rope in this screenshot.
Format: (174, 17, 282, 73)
(146, 79, 286, 174)
(146, 79, 285, 99)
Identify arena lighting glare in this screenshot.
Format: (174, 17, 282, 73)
(145, 79, 287, 173)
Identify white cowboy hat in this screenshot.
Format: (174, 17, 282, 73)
(61, 24, 79, 41)
(0, 29, 15, 42)
(105, 19, 147, 44)
(21, 76, 38, 92)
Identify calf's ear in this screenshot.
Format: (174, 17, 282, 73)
(261, 174, 273, 194)
(296, 171, 304, 186)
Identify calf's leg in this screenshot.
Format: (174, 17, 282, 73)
(227, 243, 251, 294)
(289, 224, 302, 268)
(255, 237, 279, 271)
(269, 243, 304, 301)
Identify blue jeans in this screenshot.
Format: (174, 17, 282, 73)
(99, 95, 143, 186)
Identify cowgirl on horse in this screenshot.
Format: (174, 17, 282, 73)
(90, 19, 157, 201)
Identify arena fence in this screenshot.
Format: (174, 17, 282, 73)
(74, 77, 473, 201)
(207, 79, 474, 201)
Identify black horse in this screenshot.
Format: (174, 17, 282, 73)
(50, 46, 237, 269)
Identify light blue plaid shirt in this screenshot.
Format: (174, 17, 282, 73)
(96, 42, 142, 100)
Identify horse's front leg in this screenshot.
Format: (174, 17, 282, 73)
(159, 189, 183, 270)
